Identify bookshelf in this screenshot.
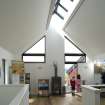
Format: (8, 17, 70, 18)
(38, 79, 49, 96)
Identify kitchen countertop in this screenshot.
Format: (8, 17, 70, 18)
(82, 84, 105, 92)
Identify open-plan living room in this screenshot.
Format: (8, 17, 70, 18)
(0, 0, 105, 105)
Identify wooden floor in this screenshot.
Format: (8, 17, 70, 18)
(101, 98, 105, 105)
(29, 94, 82, 105)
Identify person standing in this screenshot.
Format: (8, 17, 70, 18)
(70, 76, 75, 96)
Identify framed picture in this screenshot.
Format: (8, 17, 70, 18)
(94, 64, 105, 73)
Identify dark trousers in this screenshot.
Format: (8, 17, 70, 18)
(71, 86, 75, 96)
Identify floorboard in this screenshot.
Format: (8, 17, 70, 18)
(29, 94, 82, 105)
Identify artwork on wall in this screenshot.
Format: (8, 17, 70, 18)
(11, 60, 25, 74)
(94, 63, 105, 73)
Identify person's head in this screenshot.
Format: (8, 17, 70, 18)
(72, 76, 75, 79)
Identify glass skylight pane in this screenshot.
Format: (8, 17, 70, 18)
(52, 0, 80, 29)
(57, 6, 67, 18)
(23, 56, 44, 62)
(25, 37, 45, 54)
(50, 14, 64, 29)
(60, 0, 72, 10)
(65, 38, 82, 54)
(65, 56, 81, 62)
(65, 0, 80, 20)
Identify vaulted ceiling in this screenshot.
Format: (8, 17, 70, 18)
(0, 0, 105, 60)
(0, 0, 51, 56)
(64, 0, 105, 59)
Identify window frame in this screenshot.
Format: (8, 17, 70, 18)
(22, 36, 46, 63)
(64, 36, 86, 64)
(53, 0, 68, 20)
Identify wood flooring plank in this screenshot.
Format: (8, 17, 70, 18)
(29, 94, 82, 105)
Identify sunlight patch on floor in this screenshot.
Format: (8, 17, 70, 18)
(29, 98, 35, 104)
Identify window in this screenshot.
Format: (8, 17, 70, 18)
(51, 0, 82, 29)
(22, 36, 46, 63)
(53, 0, 80, 20)
(64, 36, 86, 64)
(54, 0, 69, 20)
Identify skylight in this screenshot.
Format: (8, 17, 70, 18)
(60, 0, 71, 10)
(57, 6, 67, 18)
(51, 0, 81, 29)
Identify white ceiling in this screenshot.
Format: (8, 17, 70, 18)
(0, 0, 51, 55)
(0, 0, 105, 60)
(64, 0, 105, 59)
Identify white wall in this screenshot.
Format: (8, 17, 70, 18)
(46, 25, 64, 85)
(24, 25, 64, 94)
(78, 57, 94, 85)
(0, 46, 13, 84)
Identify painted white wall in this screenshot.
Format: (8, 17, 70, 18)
(46, 25, 64, 86)
(0, 46, 13, 84)
(78, 57, 94, 85)
(24, 25, 64, 94)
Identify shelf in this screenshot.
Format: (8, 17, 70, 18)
(38, 79, 49, 96)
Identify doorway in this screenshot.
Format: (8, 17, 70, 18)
(64, 63, 78, 93)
